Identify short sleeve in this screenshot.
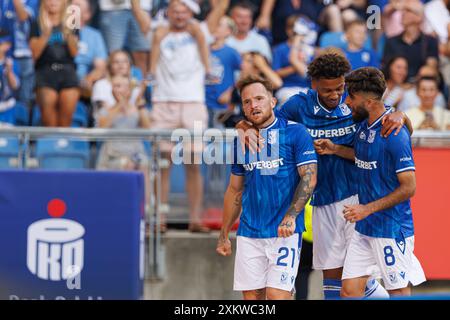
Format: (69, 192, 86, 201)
(275, 94, 304, 123)
(292, 125, 317, 167)
(231, 138, 245, 176)
(387, 128, 415, 173)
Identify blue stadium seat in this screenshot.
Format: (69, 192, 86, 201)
(0, 137, 21, 169)
(170, 163, 186, 193)
(319, 31, 347, 50)
(319, 31, 373, 50)
(36, 138, 90, 169)
(14, 102, 29, 126)
(72, 102, 89, 127)
(32, 102, 89, 127)
(31, 105, 40, 126)
(170, 157, 208, 194)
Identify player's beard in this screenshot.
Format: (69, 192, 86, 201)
(351, 103, 369, 123)
(247, 109, 273, 127)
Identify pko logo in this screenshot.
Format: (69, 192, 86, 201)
(27, 199, 85, 281)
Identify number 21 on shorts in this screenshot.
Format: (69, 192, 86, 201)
(276, 247, 297, 268)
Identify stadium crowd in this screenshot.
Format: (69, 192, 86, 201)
(1, 0, 449, 131)
(1, 0, 449, 231)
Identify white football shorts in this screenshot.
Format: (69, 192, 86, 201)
(234, 233, 302, 293)
(312, 194, 359, 270)
(342, 231, 426, 290)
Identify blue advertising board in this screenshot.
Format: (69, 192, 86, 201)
(0, 170, 145, 300)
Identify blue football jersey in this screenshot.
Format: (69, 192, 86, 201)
(232, 118, 317, 238)
(354, 109, 416, 239)
(275, 89, 358, 206)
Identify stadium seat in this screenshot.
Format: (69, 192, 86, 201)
(36, 137, 90, 169)
(319, 31, 374, 50)
(14, 103, 29, 126)
(0, 137, 21, 169)
(319, 31, 347, 50)
(72, 102, 89, 127)
(169, 151, 209, 194)
(31, 102, 89, 127)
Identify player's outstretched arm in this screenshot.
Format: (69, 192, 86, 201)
(314, 139, 355, 160)
(217, 174, 244, 256)
(381, 111, 413, 137)
(343, 171, 416, 223)
(235, 121, 265, 154)
(278, 163, 317, 238)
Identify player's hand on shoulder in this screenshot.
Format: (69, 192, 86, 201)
(216, 233, 232, 256)
(343, 204, 371, 223)
(236, 120, 265, 154)
(314, 139, 336, 155)
(278, 214, 296, 238)
(381, 111, 405, 137)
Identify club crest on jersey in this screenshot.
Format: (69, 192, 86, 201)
(268, 130, 278, 145)
(314, 105, 320, 115)
(368, 130, 376, 143)
(339, 104, 351, 116)
(359, 131, 366, 140)
(396, 239, 406, 255)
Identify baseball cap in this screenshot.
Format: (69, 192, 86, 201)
(179, 0, 200, 15)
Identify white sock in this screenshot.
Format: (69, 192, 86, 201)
(365, 279, 389, 299)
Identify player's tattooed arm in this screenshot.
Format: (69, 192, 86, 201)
(344, 171, 416, 223)
(292, 163, 318, 214)
(278, 163, 317, 238)
(217, 174, 244, 256)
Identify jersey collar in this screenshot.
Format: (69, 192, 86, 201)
(367, 107, 393, 130)
(315, 91, 344, 114)
(260, 117, 278, 131)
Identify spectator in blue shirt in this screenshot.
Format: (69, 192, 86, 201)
(0, 29, 20, 126)
(0, 0, 16, 39)
(1, 0, 38, 107)
(272, 15, 315, 104)
(206, 16, 242, 128)
(73, 0, 108, 99)
(343, 19, 380, 70)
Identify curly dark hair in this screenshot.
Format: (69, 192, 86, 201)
(307, 52, 351, 80)
(345, 67, 386, 100)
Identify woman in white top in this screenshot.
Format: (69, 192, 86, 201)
(382, 56, 411, 109)
(405, 76, 450, 130)
(91, 50, 142, 118)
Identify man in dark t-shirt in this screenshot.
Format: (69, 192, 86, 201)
(382, 0, 439, 83)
